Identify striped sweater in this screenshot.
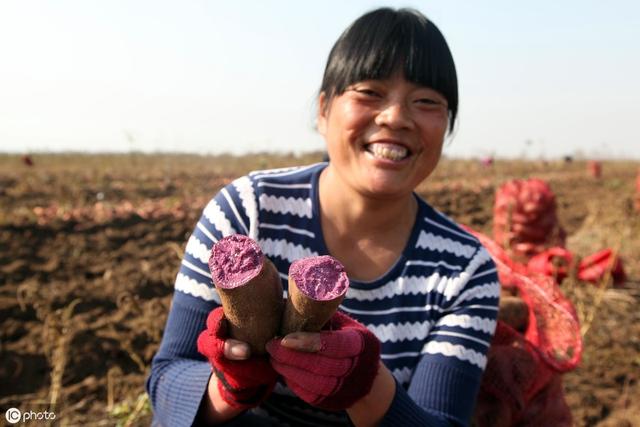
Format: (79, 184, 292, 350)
(147, 162, 500, 427)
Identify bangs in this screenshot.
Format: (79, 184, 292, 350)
(320, 8, 458, 131)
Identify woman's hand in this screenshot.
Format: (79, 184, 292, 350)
(197, 307, 279, 411)
(265, 311, 381, 411)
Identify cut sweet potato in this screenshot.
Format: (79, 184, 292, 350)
(281, 255, 349, 335)
(209, 234, 283, 354)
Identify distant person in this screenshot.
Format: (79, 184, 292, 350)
(147, 8, 499, 426)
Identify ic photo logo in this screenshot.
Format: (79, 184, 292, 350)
(4, 407, 57, 424)
(5, 407, 21, 424)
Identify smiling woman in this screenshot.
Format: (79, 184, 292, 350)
(316, 8, 456, 202)
(147, 7, 500, 427)
(318, 75, 449, 199)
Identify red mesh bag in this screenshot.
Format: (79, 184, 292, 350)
(527, 247, 574, 283)
(467, 227, 582, 371)
(577, 248, 626, 285)
(527, 247, 626, 287)
(474, 322, 572, 427)
(465, 227, 581, 426)
(587, 160, 602, 178)
(493, 179, 565, 262)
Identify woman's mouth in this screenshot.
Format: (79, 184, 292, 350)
(364, 142, 410, 161)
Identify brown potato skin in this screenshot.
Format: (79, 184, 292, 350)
(498, 295, 529, 333)
(280, 276, 345, 335)
(216, 257, 283, 355)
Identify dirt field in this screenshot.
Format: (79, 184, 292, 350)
(1, 153, 638, 426)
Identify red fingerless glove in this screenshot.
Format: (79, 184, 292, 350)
(265, 311, 381, 411)
(197, 307, 278, 409)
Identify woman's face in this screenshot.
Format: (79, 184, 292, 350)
(318, 74, 449, 200)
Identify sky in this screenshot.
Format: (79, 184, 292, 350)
(0, 1, 639, 159)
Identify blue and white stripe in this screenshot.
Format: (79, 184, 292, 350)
(172, 162, 500, 424)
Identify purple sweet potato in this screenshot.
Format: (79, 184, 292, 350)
(209, 234, 283, 354)
(281, 255, 349, 335)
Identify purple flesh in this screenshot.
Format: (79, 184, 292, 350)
(209, 235, 264, 289)
(289, 255, 349, 301)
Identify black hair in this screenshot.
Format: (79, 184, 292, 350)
(320, 8, 458, 132)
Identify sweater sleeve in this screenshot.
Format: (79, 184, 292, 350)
(146, 292, 216, 427)
(381, 246, 500, 427)
(146, 177, 259, 426)
(380, 377, 454, 427)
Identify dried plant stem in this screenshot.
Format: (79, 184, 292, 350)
(49, 298, 81, 413)
(123, 394, 150, 427)
(121, 339, 146, 373)
(106, 367, 122, 413)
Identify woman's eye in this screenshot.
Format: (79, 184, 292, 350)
(415, 98, 447, 111)
(417, 98, 439, 105)
(355, 88, 381, 98)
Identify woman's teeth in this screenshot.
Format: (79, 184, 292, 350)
(367, 143, 408, 161)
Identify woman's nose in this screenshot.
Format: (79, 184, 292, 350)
(374, 101, 413, 130)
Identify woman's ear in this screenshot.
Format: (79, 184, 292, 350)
(316, 92, 328, 137)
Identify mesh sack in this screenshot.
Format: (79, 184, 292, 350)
(473, 322, 570, 427)
(493, 179, 565, 261)
(526, 247, 574, 283)
(467, 227, 580, 426)
(517, 374, 573, 427)
(577, 248, 626, 285)
(587, 160, 602, 178)
(465, 226, 582, 372)
(528, 247, 626, 287)
(475, 325, 573, 427)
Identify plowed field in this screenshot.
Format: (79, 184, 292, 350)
(1, 154, 638, 426)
